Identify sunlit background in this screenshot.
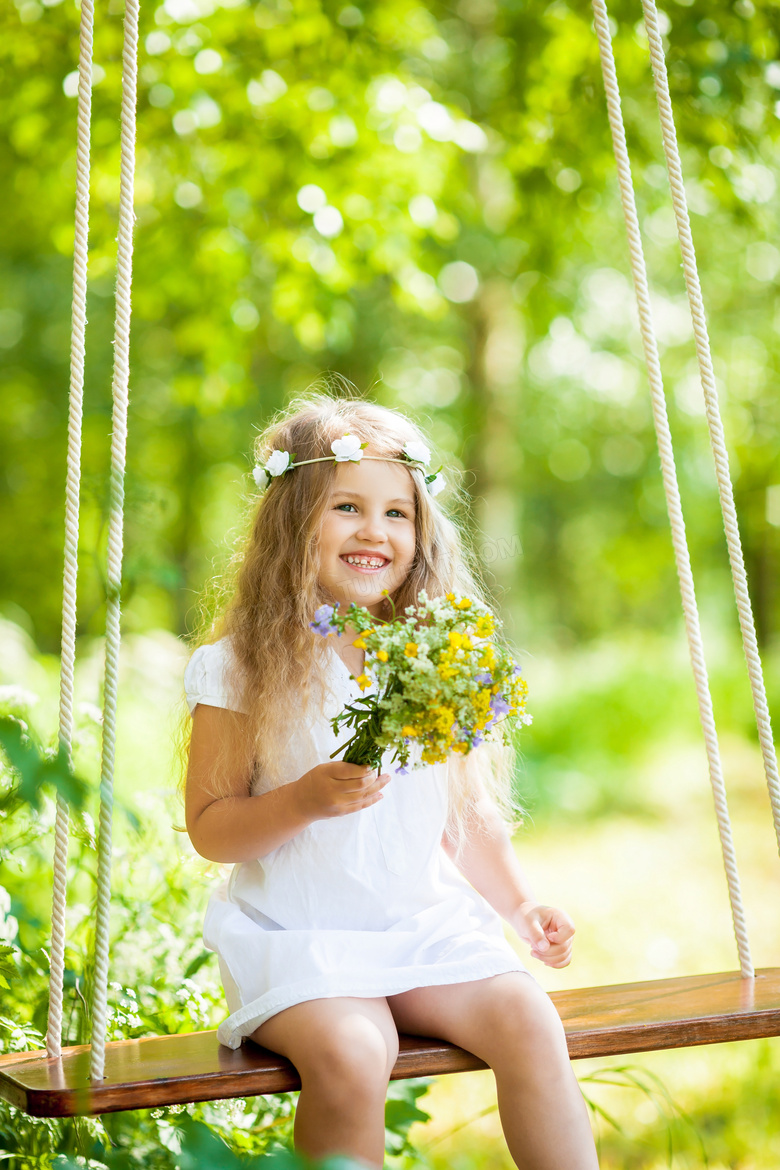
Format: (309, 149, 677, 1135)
(2, 0, 780, 1165)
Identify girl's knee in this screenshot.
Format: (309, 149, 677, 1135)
(298, 1014, 399, 1101)
(476, 975, 568, 1062)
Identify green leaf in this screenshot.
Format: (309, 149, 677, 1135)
(184, 950, 214, 979)
(0, 717, 89, 812)
(176, 1115, 248, 1168)
(384, 1078, 432, 1155)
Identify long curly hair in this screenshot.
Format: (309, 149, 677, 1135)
(185, 384, 521, 844)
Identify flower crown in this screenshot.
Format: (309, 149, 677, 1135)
(252, 434, 446, 497)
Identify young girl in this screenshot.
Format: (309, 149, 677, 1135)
(184, 391, 599, 1170)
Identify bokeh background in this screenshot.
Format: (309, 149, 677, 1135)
(2, 0, 780, 1165)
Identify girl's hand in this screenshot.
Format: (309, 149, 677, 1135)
(295, 761, 390, 821)
(513, 900, 575, 969)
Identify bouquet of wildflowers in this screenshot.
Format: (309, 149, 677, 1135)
(309, 590, 531, 773)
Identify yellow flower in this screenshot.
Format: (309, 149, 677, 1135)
(352, 639, 367, 650)
(404, 642, 418, 657)
(356, 673, 372, 691)
(448, 631, 464, 648)
(473, 689, 492, 731)
(478, 645, 496, 669)
(433, 705, 455, 731)
(401, 725, 417, 737)
(475, 614, 495, 637)
(445, 592, 455, 601)
(376, 649, 388, 662)
(455, 598, 472, 610)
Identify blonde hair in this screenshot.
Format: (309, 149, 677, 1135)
(185, 383, 521, 847)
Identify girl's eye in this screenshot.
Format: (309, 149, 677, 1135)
(335, 504, 409, 519)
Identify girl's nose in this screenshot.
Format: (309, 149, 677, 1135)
(356, 512, 388, 541)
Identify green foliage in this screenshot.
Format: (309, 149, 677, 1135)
(0, 715, 89, 814)
(420, 1061, 708, 1169)
(3, 0, 780, 1160)
(582, 1041, 780, 1169)
(512, 629, 780, 822)
(3, 616, 780, 1166)
(579, 1063, 709, 1167)
(516, 638, 694, 820)
(0, 676, 433, 1167)
(50, 1115, 370, 1168)
(384, 1080, 432, 1160)
(1, 0, 778, 654)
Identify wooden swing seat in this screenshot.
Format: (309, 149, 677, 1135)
(2, 968, 779, 1118)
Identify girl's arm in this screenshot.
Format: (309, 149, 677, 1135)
(442, 787, 575, 969)
(186, 704, 389, 863)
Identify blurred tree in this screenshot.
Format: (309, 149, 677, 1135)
(0, 0, 778, 651)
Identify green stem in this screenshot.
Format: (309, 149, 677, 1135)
(328, 679, 400, 769)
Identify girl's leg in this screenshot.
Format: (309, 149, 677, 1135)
(388, 973, 599, 1170)
(250, 996, 399, 1169)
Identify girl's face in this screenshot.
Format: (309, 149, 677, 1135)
(316, 455, 418, 619)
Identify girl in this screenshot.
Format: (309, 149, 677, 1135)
(184, 390, 599, 1170)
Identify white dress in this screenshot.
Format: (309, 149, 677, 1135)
(184, 638, 531, 1050)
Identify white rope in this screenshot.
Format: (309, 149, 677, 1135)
(89, 0, 139, 1082)
(641, 0, 780, 855)
(591, 0, 753, 976)
(46, 0, 95, 1062)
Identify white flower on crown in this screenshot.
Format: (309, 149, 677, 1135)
(331, 434, 364, 462)
(265, 450, 292, 477)
(403, 440, 431, 466)
(426, 472, 446, 497)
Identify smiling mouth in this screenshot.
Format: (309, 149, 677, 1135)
(339, 554, 390, 572)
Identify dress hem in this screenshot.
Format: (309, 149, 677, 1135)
(216, 955, 533, 1050)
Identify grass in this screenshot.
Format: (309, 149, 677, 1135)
(2, 615, 779, 1168)
(414, 1037, 780, 1169)
(408, 651, 780, 1169)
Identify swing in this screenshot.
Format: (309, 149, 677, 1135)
(2, 0, 779, 1120)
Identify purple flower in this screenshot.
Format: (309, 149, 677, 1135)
(309, 604, 339, 637)
(489, 691, 511, 717)
(475, 672, 493, 686)
(395, 739, 414, 774)
(511, 663, 522, 676)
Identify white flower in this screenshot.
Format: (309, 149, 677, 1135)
(403, 440, 431, 466)
(252, 466, 269, 488)
(77, 701, 103, 726)
(0, 685, 39, 710)
(407, 656, 434, 673)
(331, 434, 364, 462)
(0, 911, 18, 944)
(426, 472, 446, 497)
(0, 885, 17, 944)
(265, 449, 292, 477)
